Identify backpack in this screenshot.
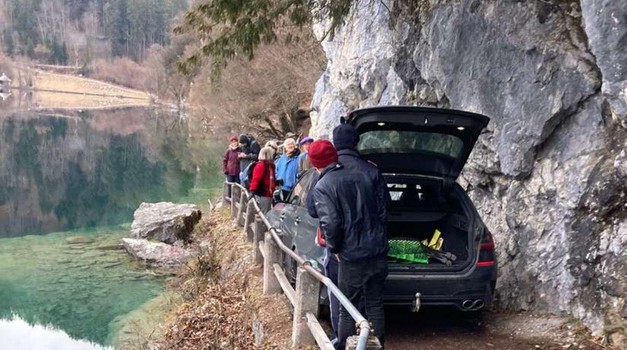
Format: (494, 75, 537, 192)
(241, 160, 259, 190)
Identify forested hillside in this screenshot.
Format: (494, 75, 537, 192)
(0, 0, 189, 64)
(0, 0, 323, 138)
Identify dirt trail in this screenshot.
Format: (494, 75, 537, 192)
(157, 209, 616, 350)
(382, 307, 611, 350)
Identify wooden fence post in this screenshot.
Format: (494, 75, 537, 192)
(253, 217, 265, 265)
(263, 232, 281, 294)
(230, 185, 239, 218)
(222, 182, 229, 203)
(244, 198, 256, 242)
(236, 192, 246, 227)
(291, 267, 321, 349)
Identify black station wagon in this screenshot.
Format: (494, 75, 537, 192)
(266, 106, 497, 314)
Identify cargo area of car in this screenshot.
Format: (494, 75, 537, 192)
(384, 175, 473, 270)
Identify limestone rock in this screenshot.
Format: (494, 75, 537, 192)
(121, 238, 193, 268)
(130, 202, 201, 244)
(581, 0, 627, 128)
(309, 0, 627, 343)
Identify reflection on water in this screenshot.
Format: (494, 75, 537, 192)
(0, 317, 112, 350)
(0, 106, 221, 346)
(0, 107, 197, 238)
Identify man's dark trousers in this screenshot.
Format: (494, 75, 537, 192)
(324, 251, 340, 343)
(337, 256, 388, 349)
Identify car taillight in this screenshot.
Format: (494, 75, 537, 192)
(477, 229, 495, 267)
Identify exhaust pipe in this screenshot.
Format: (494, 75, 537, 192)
(461, 299, 484, 311)
(462, 300, 474, 310)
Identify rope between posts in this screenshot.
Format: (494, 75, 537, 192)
(224, 182, 372, 350)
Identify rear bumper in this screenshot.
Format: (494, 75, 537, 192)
(383, 265, 496, 310)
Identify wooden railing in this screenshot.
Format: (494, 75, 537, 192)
(222, 182, 382, 350)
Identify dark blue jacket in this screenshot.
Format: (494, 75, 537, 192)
(337, 149, 389, 208)
(307, 162, 389, 262)
(239, 139, 260, 172)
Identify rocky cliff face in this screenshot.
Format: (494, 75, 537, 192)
(309, 0, 626, 344)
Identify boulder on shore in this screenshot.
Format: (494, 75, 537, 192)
(122, 238, 193, 268)
(130, 202, 201, 244)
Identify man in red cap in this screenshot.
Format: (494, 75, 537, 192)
(307, 140, 389, 349)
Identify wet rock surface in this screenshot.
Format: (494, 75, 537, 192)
(121, 238, 194, 268)
(130, 202, 201, 244)
(126, 202, 200, 268)
(309, 0, 626, 344)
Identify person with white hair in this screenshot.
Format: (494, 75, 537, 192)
(275, 137, 300, 199)
(264, 140, 279, 161)
(249, 146, 277, 213)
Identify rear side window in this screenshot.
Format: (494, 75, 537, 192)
(358, 130, 463, 159)
(288, 169, 319, 206)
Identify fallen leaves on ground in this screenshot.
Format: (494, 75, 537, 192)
(158, 207, 294, 350)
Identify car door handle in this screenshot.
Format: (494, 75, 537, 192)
(295, 217, 301, 224)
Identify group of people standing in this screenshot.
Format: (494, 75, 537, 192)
(222, 126, 388, 350)
(222, 133, 315, 211)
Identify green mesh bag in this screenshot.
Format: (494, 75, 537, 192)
(388, 239, 429, 264)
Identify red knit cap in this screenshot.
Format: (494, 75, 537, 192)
(309, 140, 338, 169)
(229, 135, 238, 142)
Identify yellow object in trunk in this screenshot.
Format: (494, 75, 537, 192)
(422, 229, 443, 250)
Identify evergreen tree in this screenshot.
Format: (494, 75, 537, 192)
(3, 30, 15, 56)
(67, 0, 91, 22)
(110, 0, 131, 57)
(11, 0, 42, 48)
(49, 38, 59, 63)
(26, 40, 35, 58)
(60, 42, 69, 64)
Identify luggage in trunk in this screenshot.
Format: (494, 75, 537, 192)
(387, 213, 469, 265)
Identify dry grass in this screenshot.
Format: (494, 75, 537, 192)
(29, 70, 152, 110)
(159, 208, 294, 350)
(33, 70, 150, 99)
(32, 91, 151, 110)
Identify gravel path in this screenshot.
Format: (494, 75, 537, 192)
(369, 307, 610, 350)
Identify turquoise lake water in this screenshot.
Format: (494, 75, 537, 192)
(0, 226, 163, 347)
(0, 107, 222, 348)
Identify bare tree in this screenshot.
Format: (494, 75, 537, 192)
(188, 29, 325, 139)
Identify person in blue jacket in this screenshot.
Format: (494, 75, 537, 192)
(275, 137, 300, 199)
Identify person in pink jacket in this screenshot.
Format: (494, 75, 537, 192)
(223, 135, 241, 197)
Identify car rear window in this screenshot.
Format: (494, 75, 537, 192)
(357, 130, 464, 159)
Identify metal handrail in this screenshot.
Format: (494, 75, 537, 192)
(224, 181, 372, 350)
